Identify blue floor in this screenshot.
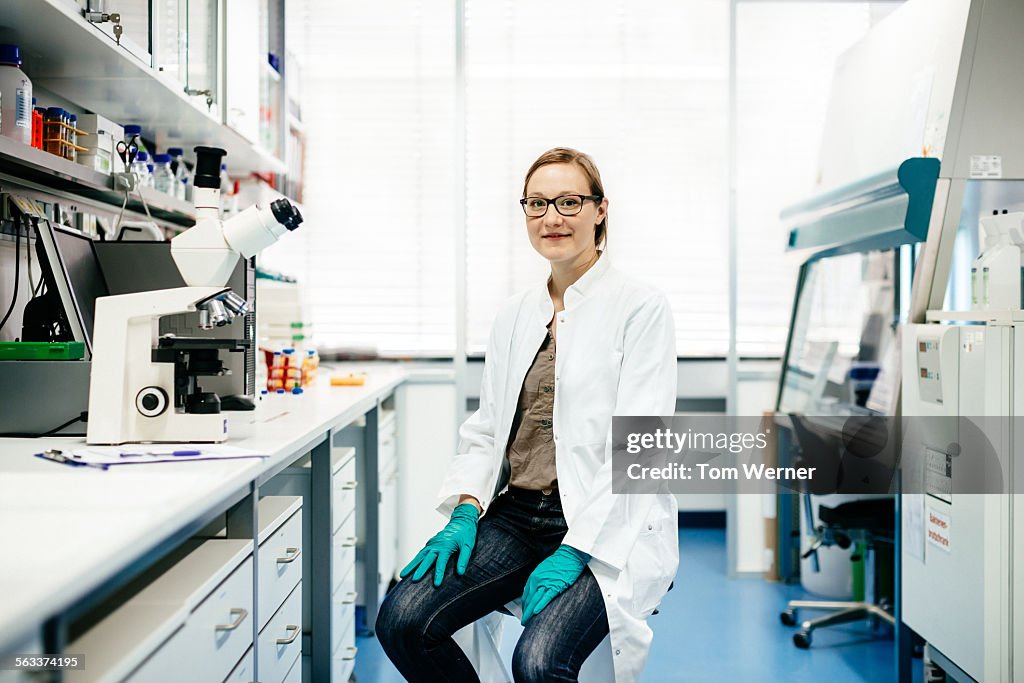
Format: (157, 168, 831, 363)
(355, 527, 922, 682)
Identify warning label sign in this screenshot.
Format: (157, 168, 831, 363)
(927, 507, 951, 553)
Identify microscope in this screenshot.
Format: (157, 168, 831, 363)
(86, 147, 303, 445)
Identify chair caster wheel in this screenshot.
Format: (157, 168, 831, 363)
(794, 631, 812, 649)
(780, 609, 797, 626)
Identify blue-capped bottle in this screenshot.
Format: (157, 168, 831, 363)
(131, 150, 154, 188)
(0, 44, 33, 145)
(152, 153, 175, 194)
(167, 147, 192, 201)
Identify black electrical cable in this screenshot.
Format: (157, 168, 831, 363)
(0, 208, 22, 333)
(0, 411, 89, 438)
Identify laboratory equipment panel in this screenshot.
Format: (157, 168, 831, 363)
(902, 322, 1015, 681)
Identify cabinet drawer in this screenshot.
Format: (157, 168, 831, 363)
(283, 655, 302, 683)
(331, 644, 358, 683)
(335, 506, 356, 550)
(223, 646, 253, 683)
(129, 555, 254, 683)
(258, 583, 302, 683)
(335, 550, 357, 609)
(258, 508, 303, 629)
(378, 410, 397, 474)
(332, 536, 356, 595)
(378, 466, 399, 593)
(331, 599, 356, 656)
(379, 435, 397, 475)
(332, 456, 357, 535)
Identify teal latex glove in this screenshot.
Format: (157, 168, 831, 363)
(520, 544, 591, 624)
(400, 503, 480, 587)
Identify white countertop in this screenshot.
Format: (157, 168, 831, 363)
(0, 363, 408, 654)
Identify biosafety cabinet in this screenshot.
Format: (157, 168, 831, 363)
(777, 0, 1024, 678)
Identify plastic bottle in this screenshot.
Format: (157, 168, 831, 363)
(43, 107, 64, 157)
(66, 113, 79, 162)
(167, 147, 192, 201)
(60, 109, 72, 159)
(31, 103, 43, 149)
(282, 348, 302, 387)
(152, 153, 175, 194)
(219, 163, 233, 216)
(123, 124, 148, 157)
(131, 150, 154, 188)
(0, 44, 32, 145)
(983, 212, 1023, 310)
(267, 351, 286, 391)
(302, 348, 319, 386)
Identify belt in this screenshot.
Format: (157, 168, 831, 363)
(506, 485, 559, 500)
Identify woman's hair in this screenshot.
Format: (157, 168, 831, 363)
(522, 147, 608, 250)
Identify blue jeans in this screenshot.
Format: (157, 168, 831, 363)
(376, 487, 610, 682)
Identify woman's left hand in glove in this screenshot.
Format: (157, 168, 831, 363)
(520, 544, 591, 624)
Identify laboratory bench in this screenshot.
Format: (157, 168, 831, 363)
(0, 363, 410, 683)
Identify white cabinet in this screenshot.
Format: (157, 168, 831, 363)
(379, 461, 400, 600)
(65, 496, 305, 683)
(224, 646, 254, 683)
(258, 584, 302, 683)
(257, 498, 303, 630)
(257, 496, 304, 683)
(68, 539, 254, 683)
(332, 446, 358, 662)
(332, 455, 357, 536)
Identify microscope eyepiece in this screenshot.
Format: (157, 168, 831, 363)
(270, 198, 303, 231)
(193, 146, 227, 189)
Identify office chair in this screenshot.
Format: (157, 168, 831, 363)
(780, 495, 895, 648)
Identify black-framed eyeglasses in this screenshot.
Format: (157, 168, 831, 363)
(519, 194, 603, 218)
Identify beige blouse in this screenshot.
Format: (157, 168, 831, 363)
(506, 326, 557, 492)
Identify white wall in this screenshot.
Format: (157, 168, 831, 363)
(396, 370, 458, 567)
(734, 371, 782, 574)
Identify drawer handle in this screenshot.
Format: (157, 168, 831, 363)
(342, 590, 358, 604)
(215, 607, 248, 631)
(342, 645, 358, 661)
(276, 624, 300, 645)
(277, 547, 301, 564)
(341, 481, 358, 490)
(341, 535, 357, 546)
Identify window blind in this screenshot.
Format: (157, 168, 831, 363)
(281, 0, 457, 355)
(278, 0, 898, 358)
(736, 3, 897, 357)
(465, 0, 731, 356)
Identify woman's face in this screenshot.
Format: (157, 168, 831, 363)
(523, 163, 607, 267)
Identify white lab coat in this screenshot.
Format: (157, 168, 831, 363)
(437, 254, 679, 683)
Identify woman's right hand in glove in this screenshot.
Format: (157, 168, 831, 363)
(400, 502, 480, 586)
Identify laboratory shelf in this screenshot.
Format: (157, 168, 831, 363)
(0, 136, 196, 227)
(3, 0, 287, 175)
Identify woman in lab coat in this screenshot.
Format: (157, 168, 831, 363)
(376, 148, 679, 683)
